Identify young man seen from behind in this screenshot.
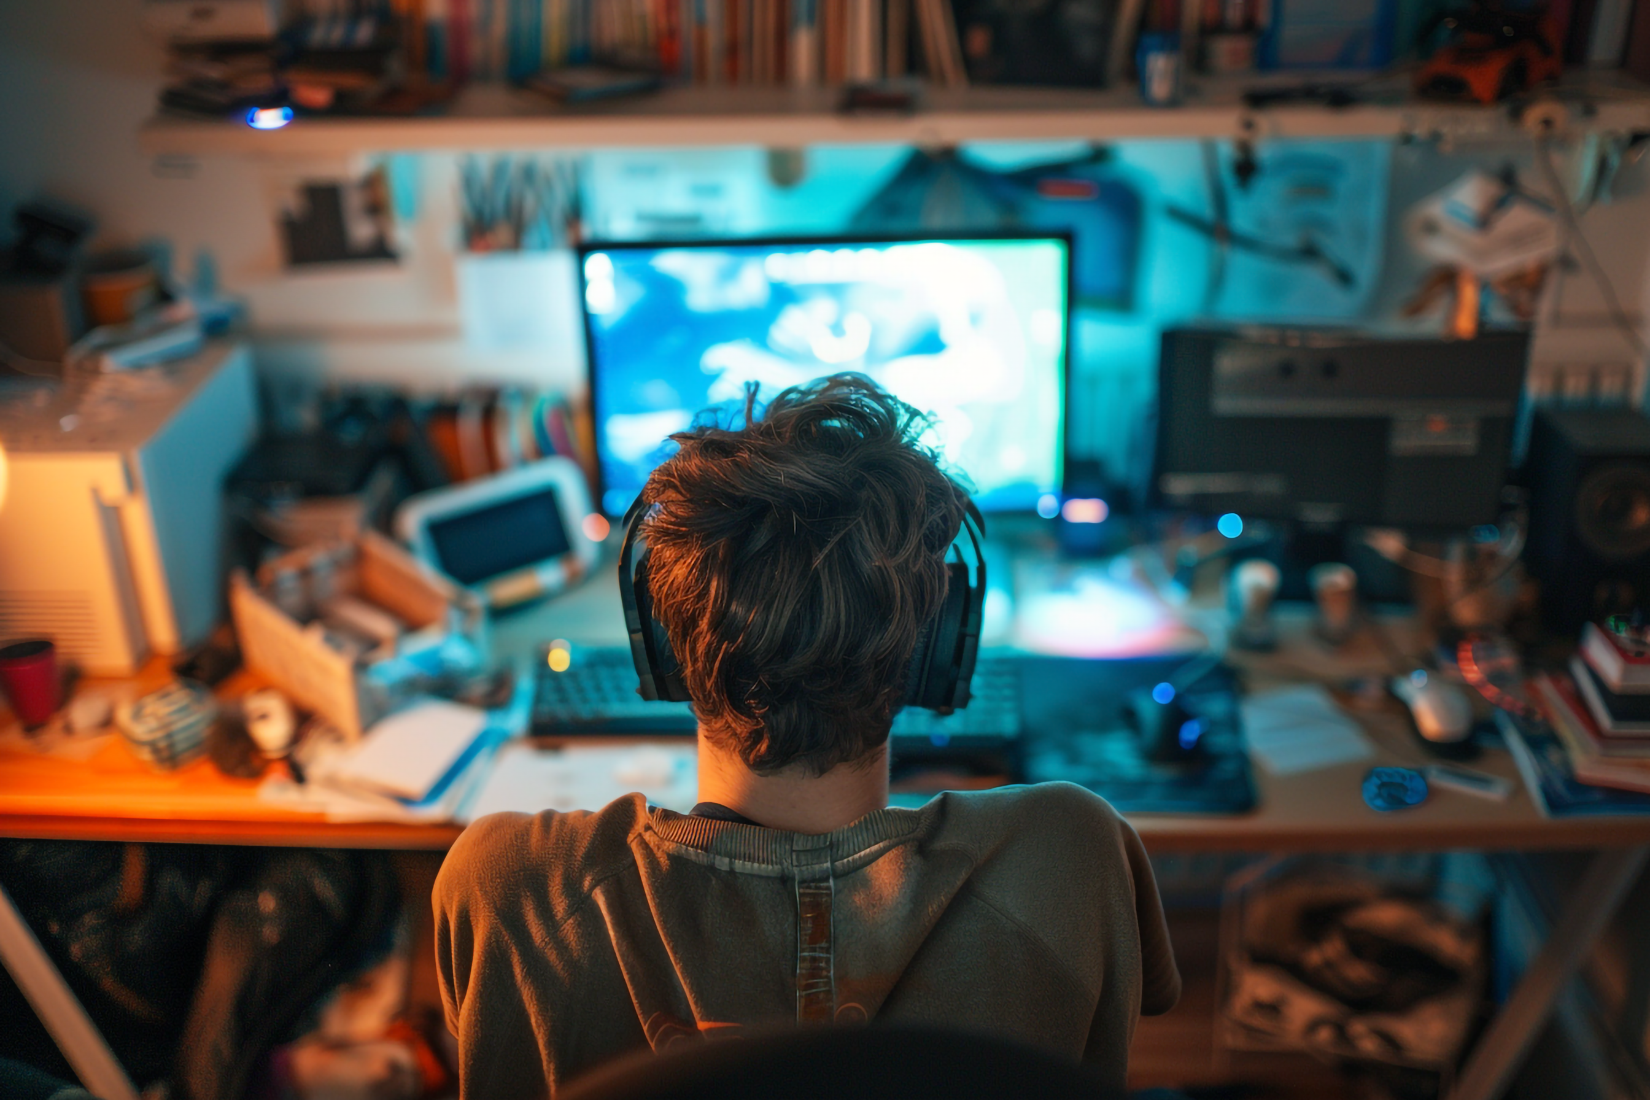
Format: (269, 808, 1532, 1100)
(434, 374, 1180, 1098)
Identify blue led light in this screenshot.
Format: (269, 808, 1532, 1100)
(929, 733, 950, 747)
(1410, 669, 1428, 688)
(1217, 512, 1244, 539)
(1151, 682, 1176, 705)
(1177, 718, 1204, 750)
(1036, 493, 1060, 519)
(1471, 524, 1500, 544)
(246, 106, 294, 130)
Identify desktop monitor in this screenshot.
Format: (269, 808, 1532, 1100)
(578, 233, 1071, 516)
(1153, 326, 1531, 532)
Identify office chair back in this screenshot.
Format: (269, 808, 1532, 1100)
(559, 1024, 1118, 1100)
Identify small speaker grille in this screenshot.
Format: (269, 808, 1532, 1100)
(1575, 463, 1650, 561)
(0, 591, 103, 664)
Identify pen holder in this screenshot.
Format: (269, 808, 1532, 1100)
(116, 680, 216, 771)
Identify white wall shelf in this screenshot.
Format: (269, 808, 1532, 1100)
(140, 71, 1650, 158)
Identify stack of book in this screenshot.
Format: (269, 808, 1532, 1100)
(149, 0, 289, 117)
(1505, 619, 1650, 817)
(283, 14, 406, 112)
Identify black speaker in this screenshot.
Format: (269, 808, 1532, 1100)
(1524, 407, 1650, 633)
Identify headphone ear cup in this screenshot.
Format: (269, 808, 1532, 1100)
(629, 548, 693, 704)
(907, 562, 971, 711)
(904, 621, 933, 709)
(650, 613, 689, 702)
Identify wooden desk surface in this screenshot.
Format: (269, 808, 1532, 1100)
(6, 691, 1650, 853)
(5, 594, 1650, 854)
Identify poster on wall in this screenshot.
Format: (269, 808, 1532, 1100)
(1210, 141, 1391, 321)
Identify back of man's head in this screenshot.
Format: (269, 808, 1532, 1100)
(639, 374, 969, 776)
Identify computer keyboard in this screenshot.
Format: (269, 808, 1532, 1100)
(531, 645, 696, 736)
(530, 643, 1022, 744)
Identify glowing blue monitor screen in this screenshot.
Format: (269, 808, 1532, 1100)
(580, 235, 1070, 515)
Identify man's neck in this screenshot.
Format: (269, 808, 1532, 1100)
(696, 737, 889, 834)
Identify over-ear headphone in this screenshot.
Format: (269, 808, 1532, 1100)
(618, 496, 987, 714)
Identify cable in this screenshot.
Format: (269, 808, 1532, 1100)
(1533, 134, 1648, 361)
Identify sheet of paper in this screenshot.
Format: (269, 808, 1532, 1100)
(325, 698, 489, 801)
(463, 742, 698, 823)
(1241, 683, 1375, 776)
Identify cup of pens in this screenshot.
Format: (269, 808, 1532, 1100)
(458, 155, 580, 253)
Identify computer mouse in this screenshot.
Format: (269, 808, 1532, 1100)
(1124, 682, 1208, 764)
(1390, 672, 1474, 754)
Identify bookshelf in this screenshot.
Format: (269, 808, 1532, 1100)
(140, 71, 1650, 158)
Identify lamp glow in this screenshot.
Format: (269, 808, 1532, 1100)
(1061, 497, 1109, 524)
(246, 106, 294, 130)
(547, 639, 572, 673)
(582, 513, 611, 542)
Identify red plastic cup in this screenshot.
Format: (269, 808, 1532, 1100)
(0, 639, 60, 729)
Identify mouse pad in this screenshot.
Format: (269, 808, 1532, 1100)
(1017, 656, 1257, 815)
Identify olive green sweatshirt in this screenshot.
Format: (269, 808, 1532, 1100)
(433, 781, 1180, 1098)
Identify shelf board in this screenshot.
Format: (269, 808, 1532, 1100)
(140, 71, 1650, 157)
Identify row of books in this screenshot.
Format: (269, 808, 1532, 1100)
(1499, 619, 1650, 818)
(419, 387, 596, 486)
(415, 0, 974, 89)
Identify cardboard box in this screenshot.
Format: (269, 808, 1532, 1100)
(231, 530, 485, 739)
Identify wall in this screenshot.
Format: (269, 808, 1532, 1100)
(4, 0, 1650, 476)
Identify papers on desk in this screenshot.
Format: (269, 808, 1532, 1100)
(256, 676, 701, 824)
(463, 742, 698, 822)
(1241, 684, 1375, 776)
(258, 694, 516, 824)
(324, 699, 489, 801)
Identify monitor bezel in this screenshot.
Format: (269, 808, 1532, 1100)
(576, 230, 1075, 517)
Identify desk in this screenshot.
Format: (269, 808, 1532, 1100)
(3, 597, 1648, 1100)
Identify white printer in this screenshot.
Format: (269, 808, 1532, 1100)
(0, 343, 258, 674)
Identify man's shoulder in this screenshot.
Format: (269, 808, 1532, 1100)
(926, 782, 1135, 875)
(933, 781, 1126, 837)
(434, 793, 650, 925)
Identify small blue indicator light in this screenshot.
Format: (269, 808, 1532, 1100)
(929, 733, 951, 747)
(1151, 682, 1176, 705)
(1217, 512, 1244, 539)
(1471, 524, 1499, 544)
(1036, 493, 1060, 519)
(246, 106, 294, 130)
(1410, 669, 1428, 688)
(1177, 718, 1204, 750)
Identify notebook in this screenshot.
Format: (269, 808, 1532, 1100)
(326, 698, 490, 802)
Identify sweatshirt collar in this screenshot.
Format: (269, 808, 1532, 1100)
(646, 801, 931, 870)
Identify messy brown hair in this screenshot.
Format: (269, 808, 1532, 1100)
(638, 374, 970, 775)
